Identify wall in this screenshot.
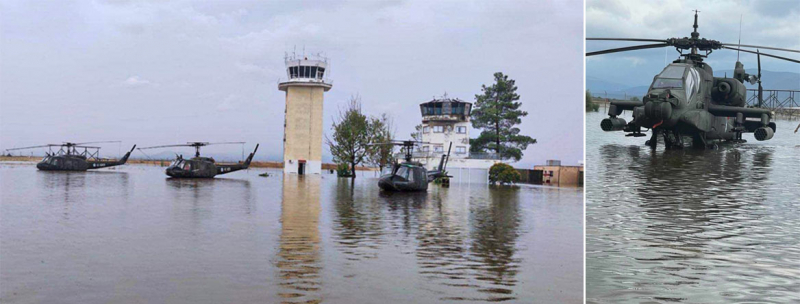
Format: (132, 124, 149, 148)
(283, 85, 325, 174)
(420, 120, 471, 158)
(532, 165, 584, 187)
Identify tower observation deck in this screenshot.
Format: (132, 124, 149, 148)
(279, 53, 332, 175)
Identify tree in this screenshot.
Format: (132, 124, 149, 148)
(630, 96, 640, 101)
(327, 96, 372, 179)
(410, 124, 423, 142)
(488, 163, 521, 185)
(367, 113, 395, 172)
(470, 72, 536, 161)
(586, 89, 599, 112)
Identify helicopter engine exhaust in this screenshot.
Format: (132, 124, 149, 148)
(711, 78, 746, 107)
(601, 117, 627, 131)
(754, 127, 774, 141)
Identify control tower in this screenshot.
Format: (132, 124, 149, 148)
(279, 53, 332, 175)
(418, 96, 472, 158)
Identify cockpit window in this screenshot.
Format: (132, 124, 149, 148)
(659, 65, 686, 78)
(652, 65, 687, 89)
(653, 78, 683, 89)
(396, 166, 411, 180)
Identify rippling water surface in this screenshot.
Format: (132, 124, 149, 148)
(586, 111, 800, 303)
(1, 164, 582, 303)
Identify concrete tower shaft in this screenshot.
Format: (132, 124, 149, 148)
(279, 54, 332, 175)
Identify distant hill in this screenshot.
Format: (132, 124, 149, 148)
(587, 70, 799, 100)
(586, 76, 649, 100)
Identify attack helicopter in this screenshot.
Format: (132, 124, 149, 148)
(377, 140, 451, 192)
(5, 141, 136, 171)
(589, 11, 799, 149)
(138, 142, 259, 178)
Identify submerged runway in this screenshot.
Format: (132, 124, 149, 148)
(1, 163, 582, 303)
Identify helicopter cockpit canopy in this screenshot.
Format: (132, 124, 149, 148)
(170, 159, 192, 170)
(650, 64, 701, 101)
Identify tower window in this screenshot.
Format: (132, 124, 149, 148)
(434, 146, 443, 152)
(423, 126, 430, 133)
(457, 126, 466, 134)
(433, 126, 444, 133)
(310, 67, 318, 79)
(456, 146, 466, 153)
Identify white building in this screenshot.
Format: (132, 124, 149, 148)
(414, 97, 500, 170)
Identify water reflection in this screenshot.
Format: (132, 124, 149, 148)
(277, 176, 322, 304)
(166, 178, 254, 215)
(340, 186, 525, 302)
(2, 165, 581, 303)
(588, 111, 799, 303)
(332, 179, 386, 262)
(37, 171, 130, 220)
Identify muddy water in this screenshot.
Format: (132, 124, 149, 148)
(1, 164, 582, 303)
(586, 111, 800, 303)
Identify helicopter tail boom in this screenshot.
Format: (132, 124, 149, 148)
(215, 144, 259, 175)
(86, 144, 136, 170)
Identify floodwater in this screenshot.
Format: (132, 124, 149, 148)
(586, 111, 800, 303)
(0, 163, 583, 303)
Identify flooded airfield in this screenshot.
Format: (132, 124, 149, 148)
(586, 112, 800, 303)
(1, 163, 582, 303)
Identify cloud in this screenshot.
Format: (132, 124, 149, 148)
(217, 94, 239, 111)
(122, 76, 152, 87)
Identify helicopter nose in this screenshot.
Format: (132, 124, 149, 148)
(644, 99, 673, 122)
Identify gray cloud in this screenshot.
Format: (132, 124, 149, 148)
(587, 0, 800, 86)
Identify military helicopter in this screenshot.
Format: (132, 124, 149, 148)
(589, 11, 799, 149)
(377, 140, 451, 192)
(5, 141, 136, 171)
(138, 142, 259, 178)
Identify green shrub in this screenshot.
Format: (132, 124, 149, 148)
(336, 163, 353, 177)
(489, 163, 521, 185)
(586, 89, 599, 112)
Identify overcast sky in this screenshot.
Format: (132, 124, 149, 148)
(0, 0, 583, 166)
(587, 0, 800, 86)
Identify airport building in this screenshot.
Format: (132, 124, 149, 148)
(279, 54, 332, 175)
(413, 96, 500, 170)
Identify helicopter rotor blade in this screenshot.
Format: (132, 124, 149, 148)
(721, 43, 800, 54)
(205, 141, 246, 145)
(587, 38, 668, 43)
(722, 46, 800, 64)
(71, 146, 101, 149)
(73, 140, 122, 145)
(138, 144, 195, 150)
(5, 144, 57, 151)
(587, 43, 669, 56)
